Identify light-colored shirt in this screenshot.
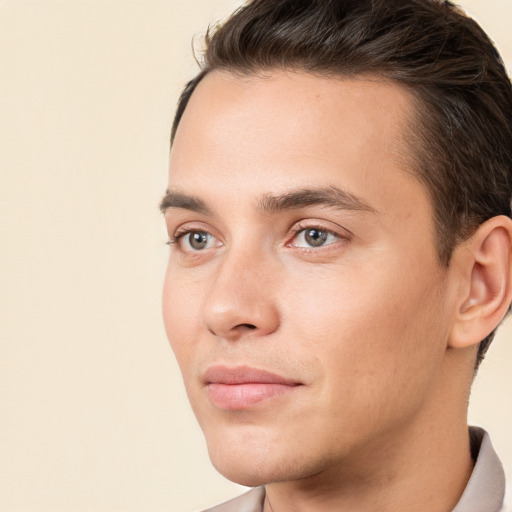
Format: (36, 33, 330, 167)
(203, 427, 509, 512)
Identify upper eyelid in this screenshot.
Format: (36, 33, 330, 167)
(170, 221, 218, 237)
(289, 220, 352, 239)
(292, 224, 342, 236)
(174, 225, 209, 237)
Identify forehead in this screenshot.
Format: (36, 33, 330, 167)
(169, 70, 427, 223)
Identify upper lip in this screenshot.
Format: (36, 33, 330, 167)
(203, 365, 301, 386)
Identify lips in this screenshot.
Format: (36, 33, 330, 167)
(203, 365, 302, 410)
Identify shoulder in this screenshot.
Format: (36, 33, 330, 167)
(200, 487, 265, 512)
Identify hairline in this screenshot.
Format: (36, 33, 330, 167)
(171, 66, 449, 264)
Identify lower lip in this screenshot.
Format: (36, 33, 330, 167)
(207, 382, 299, 410)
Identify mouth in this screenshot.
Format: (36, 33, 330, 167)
(203, 365, 303, 410)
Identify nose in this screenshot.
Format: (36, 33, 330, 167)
(202, 247, 281, 341)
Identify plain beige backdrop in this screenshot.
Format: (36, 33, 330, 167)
(1, 1, 511, 511)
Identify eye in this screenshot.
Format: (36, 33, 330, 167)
(290, 227, 342, 248)
(173, 230, 220, 252)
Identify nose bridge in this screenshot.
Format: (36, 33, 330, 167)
(202, 240, 280, 339)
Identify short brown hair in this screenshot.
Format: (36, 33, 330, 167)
(170, 0, 512, 365)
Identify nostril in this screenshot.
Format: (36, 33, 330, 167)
(207, 323, 257, 337)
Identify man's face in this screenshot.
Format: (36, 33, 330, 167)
(162, 71, 454, 486)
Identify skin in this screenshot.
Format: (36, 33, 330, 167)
(162, 70, 509, 512)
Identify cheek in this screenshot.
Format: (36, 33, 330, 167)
(162, 267, 203, 370)
(283, 257, 447, 402)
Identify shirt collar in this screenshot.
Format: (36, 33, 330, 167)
(452, 426, 506, 512)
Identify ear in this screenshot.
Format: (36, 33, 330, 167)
(449, 215, 512, 349)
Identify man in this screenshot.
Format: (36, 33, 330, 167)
(160, 1, 512, 510)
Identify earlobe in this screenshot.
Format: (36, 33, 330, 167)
(449, 216, 512, 349)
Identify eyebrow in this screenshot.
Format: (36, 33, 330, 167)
(159, 191, 213, 215)
(258, 186, 377, 214)
(159, 185, 376, 216)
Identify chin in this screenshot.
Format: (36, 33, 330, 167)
(212, 460, 271, 487)
(205, 435, 278, 486)
(196, 404, 340, 486)
(210, 456, 301, 487)
(206, 433, 325, 487)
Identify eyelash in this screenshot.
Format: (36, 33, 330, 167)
(165, 222, 349, 251)
(166, 225, 208, 245)
(166, 233, 200, 246)
(287, 223, 346, 248)
(166, 235, 182, 246)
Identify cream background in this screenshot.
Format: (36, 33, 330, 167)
(1, 1, 511, 511)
